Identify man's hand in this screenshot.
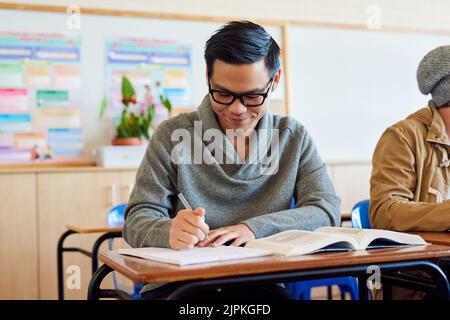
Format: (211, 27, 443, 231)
(197, 224, 256, 247)
(169, 208, 209, 250)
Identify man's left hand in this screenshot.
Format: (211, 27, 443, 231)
(197, 224, 256, 247)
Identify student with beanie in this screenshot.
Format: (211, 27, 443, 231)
(370, 45, 450, 300)
(370, 45, 450, 232)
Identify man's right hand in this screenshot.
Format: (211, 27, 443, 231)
(169, 207, 209, 250)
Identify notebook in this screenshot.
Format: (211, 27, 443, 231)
(118, 245, 271, 266)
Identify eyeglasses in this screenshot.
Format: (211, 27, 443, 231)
(208, 78, 274, 107)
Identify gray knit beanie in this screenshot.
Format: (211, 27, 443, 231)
(417, 45, 450, 107)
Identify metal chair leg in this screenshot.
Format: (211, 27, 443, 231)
(57, 229, 76, 300)
(87, 264, 113, 300)
(91, 232, 123, 273)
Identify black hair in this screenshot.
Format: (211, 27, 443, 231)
(204, 21, 281, 79)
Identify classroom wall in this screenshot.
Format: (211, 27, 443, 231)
(0, 8, 283, 160)
(4, 0, 450, 32)
(2, 1, 448, 211)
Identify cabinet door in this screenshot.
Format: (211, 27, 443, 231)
(37, 171, 120, 300)
(0, 173, 38, 299)
(120, 170, 137, 203)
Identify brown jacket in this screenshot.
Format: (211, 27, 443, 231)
(370, 101, 450, 231)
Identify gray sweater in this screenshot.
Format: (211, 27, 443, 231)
(123, 96, 340, 247)
(123, 96, 341, 292)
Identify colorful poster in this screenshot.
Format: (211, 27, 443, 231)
(36, 90, 69, 108)
(105, 37, 192, 121)
(0, 114, 32, 133)
(0, 63, 23, 87)
(0, 32, 83, 164)
(14, 132, 47, 149)
(34, 108, 81, 129)
(53, 64, 81, 89)
(24, 64, 51, 87)
(48, 128, 83, 156)
(0, 88, 28, 113)
(0, 147, 31, 163)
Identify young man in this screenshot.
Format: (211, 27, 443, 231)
(123, 21, 340, 300)
(370, 45, 450, 232)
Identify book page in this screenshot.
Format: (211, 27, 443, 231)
(315, 227, 370, 243)
(264, 230, 328, 246)
(245, 230, 359, 256)
(315, 227, 427, 249)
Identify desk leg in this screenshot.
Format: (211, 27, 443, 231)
(87, 264, 113, 300)
(439, 258, 450, 277)
(91, 232, 122, 274)
(57, 230, 76, 300)
(422, 260, 450, 300)
(357, 275, 371, 300)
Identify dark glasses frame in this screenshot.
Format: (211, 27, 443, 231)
(208, 78, 274, 107)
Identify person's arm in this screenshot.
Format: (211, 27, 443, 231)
(241, 128, 341, 238)
(198, 127, 341, 248)
(370, 126, 450, 231)
(122, 122, 176, 248)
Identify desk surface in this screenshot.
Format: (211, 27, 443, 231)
(412, 232, 450, 246)
(99, 244, 450, 284)
(66, 224, 123, 233)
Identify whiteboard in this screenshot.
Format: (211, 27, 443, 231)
(0, 9, 283, 157)
(289, 26, 450, 161)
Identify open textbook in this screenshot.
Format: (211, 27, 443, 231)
(244, 227, 428, 256)
(118, 227, 428, 266)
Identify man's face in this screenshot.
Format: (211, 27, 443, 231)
(207, 59, 280, 132)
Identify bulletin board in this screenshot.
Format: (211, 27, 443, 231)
(104, 36, 192, 120)
(0, 31, 84, 164)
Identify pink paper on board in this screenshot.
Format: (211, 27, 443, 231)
(0, 88, 29, 113)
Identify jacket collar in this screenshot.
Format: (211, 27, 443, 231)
(426, 100, 450, 146)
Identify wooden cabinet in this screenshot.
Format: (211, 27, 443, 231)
(120, 170, 138, 203)
(0, 167, 137, 300)
(0, 173, 38, 299)
(37, 169, 136, 300)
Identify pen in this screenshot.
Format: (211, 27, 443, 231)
(177, 192, 209, 240)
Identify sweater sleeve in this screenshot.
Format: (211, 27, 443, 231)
(122, 121, 177, 248)
(370, 127, 450, 231)
(242, 127, 341, 238)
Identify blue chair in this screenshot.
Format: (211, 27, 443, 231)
(107, 203, 143, 299)
(351, 199, 371, 229)
(284, 198, 359, 300)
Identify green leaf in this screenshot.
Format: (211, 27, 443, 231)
(99, 94, 108, 119)
(141, 104, 155, 140)
(121, 76, 136, 102)
(160, 94, 172, 113)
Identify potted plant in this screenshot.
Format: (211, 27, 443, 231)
(100, 76, 172, 146)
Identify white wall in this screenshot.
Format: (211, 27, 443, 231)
(289, 26, 450, 161)
(327, 161, 372, 212)
(5, 0, 450, 32)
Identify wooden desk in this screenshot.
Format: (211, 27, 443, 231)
(65, 224, 123, 234)
(88, 244, 450, 300)
(412, 232, 450, 246)
(341, 212, 351, 222)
